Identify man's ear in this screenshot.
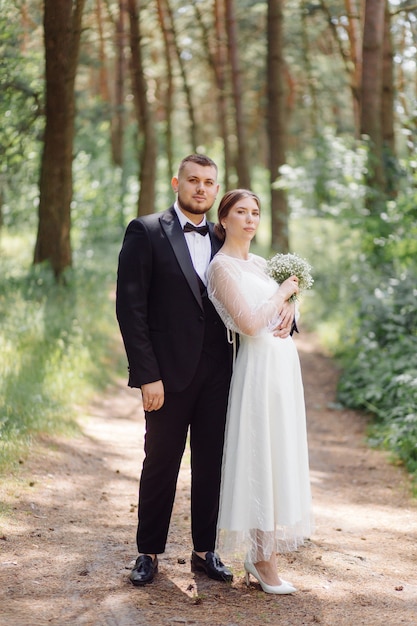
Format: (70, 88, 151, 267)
(171, 176, 179, 193)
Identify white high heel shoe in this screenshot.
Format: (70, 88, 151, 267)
(244, 561, 296, 595)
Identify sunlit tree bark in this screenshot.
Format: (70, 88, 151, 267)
(34, 0, 86, 279)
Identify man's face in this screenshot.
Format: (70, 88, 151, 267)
(171, 162, 219, 219)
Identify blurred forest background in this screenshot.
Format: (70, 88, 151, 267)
(1, 0, 416, 485)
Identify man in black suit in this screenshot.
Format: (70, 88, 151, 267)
(116, 154, 234, 585)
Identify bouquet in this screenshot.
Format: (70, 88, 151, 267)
(266, 252, 314, 301)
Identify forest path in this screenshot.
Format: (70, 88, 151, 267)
(1, 333, 416, 626)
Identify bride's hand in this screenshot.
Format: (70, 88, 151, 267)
(272, 300, 295, 338)
(278, 275, 299, 301)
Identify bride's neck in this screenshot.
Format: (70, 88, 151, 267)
(220, 241, 250, 260)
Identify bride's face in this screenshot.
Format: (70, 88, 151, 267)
(221, 197, 260, 242)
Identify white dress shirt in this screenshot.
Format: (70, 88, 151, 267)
(174, 202, 211, 285)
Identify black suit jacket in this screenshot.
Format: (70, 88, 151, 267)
(116, 205, 225, 392)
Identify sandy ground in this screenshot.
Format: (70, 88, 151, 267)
(1, 332, 416, 626)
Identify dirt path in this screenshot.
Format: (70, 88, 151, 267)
(1, 333, 416, 626)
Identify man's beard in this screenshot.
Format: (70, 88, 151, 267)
(177, 192, 212, 215)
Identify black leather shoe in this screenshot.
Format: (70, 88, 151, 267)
(191, 551, 233, 582)
(129, 555, 158, 586)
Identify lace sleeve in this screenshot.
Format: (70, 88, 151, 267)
(207, 255, 282, 336)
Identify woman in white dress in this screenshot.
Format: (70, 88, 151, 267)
(207, 189, 312, 595)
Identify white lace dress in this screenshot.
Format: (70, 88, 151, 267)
(207, 252, 312, 563)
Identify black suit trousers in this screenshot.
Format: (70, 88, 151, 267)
(136, 346, 231, 554)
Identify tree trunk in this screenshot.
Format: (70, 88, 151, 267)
(164, 0, 198, 152)
(301, 0, 319, 137)
(381, 1, 394, 153)
(95, 0, 110, 102)
(344, 0, 362, 138)
(361, 0, 386, 207)
(195, 0, 232, 189)
(319, 0, 362, 137)
(381, 0, 396, 196)
(156, 0, 174, 177)
(214, 0, 232, 188)
(34, 0, 86, 280)
(111, 0, 127, 168)
(267, 0, 289, 252)
(127, 0, 157, 217)
(225, 0, 251, 189)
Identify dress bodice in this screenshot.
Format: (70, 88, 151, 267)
(207, 253, 280, 336)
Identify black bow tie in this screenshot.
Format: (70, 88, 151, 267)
(183, 222, 209, 236)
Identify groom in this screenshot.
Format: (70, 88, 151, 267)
(116, 154, 234, 585)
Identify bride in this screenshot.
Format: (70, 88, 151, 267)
(207, 189, 312, 595)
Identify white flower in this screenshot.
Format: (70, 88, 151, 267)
(266, 252, 314, 300)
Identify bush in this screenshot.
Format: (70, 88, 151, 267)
(337, 268, 417, 477)
(0, 232, 122, 470)
(283, 131, 417, 483)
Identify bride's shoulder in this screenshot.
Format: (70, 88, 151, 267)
(212, 251, 237, 265)
(209, 253, 243, 281)
(209, 252, 234, 274)
(210, 252, 228, 267)
(250, 253, 267, 268)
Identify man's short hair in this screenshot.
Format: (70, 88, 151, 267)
(178, 154, 218, 177)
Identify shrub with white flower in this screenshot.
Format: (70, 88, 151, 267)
(266, 252, 314, 301)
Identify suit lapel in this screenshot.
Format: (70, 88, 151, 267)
(160, 207, 203, 310)
(209, 224, 222, 259)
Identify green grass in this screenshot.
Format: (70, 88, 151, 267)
(0, 230, 124, 471)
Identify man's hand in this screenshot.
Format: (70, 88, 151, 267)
(141, 380, 165, 412)
(272, 300, 296, 338)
